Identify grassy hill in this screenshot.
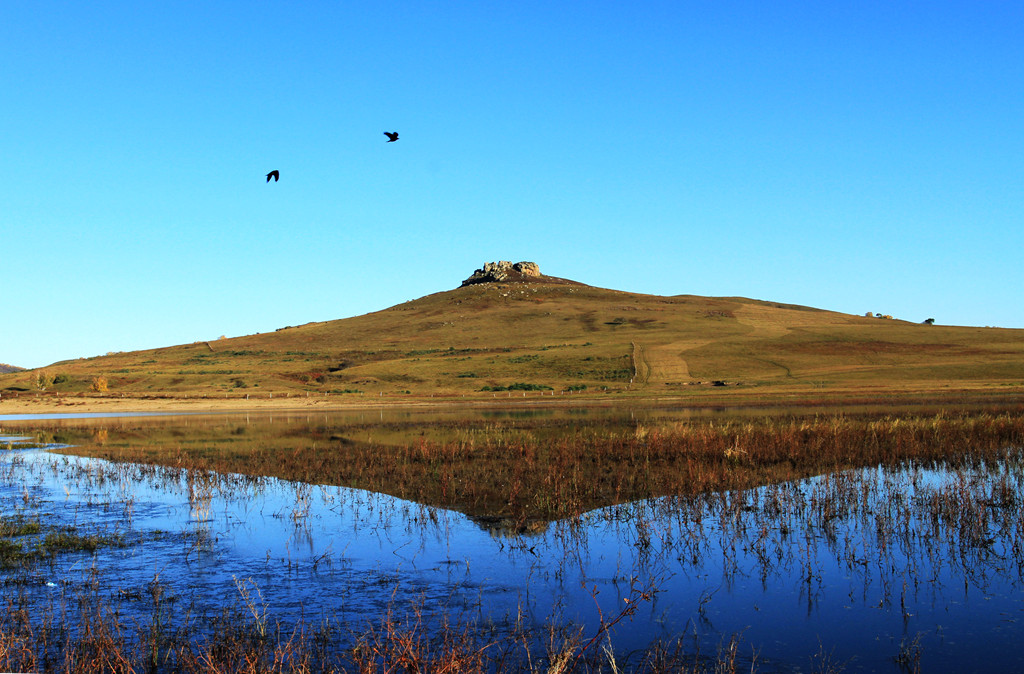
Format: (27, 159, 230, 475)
(4, 273, 1024, 402)
(0, 363, 24, 374)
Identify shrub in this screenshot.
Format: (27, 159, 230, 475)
(91, 376, 109, 393)
(481, 383, 553, 392)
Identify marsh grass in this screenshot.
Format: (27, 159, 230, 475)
(53, 408, 1024, 527)
(0, 511, 125, 569)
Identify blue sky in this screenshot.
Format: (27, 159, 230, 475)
(3, 2, 1022, 369)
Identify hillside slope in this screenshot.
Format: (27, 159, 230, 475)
(3, 273, 1024, 400)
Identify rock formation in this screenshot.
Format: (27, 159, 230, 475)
(461, 261, 541, 286)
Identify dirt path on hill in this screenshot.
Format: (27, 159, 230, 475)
(631, 342, 651, 384)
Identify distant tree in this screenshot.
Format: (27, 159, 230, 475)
(923, 318, 935, 325)
(91, 376, 108, 393)
(34, 371, 53, 390)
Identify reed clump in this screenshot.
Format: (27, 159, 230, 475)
(0, 586, 746, 673)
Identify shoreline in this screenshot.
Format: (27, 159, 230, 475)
(3, 386, 1023, 419)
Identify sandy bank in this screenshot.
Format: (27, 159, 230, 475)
(0, 390, 641, 417)
(2, 385, 1024, 418)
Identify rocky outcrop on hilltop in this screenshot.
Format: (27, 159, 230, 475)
(461, 261, 541, 286)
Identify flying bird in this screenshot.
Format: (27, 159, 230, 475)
(384, 132, 399, 142)
(266, 170, 279, 182)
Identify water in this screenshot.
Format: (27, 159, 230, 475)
(1, 412, 1023, 672)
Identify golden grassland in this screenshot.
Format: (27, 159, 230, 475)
(4, 275, 1024, 413)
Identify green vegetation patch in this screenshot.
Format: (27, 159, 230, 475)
(480, 383, 554, 392)
(0, 513, 126, 568)
(0, 514, 42, 538)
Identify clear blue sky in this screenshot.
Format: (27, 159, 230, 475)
(3, 2, 1022, 369)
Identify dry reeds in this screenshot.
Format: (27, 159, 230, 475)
(53, 408, 1024, 527)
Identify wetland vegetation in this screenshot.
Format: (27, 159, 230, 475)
(2, 403, 1024, 672)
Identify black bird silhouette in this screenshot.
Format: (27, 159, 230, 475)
(384, 132, 399, 142)
(266, 170, 279, 182)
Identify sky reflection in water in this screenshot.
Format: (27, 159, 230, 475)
(1, 410, 1023, 673)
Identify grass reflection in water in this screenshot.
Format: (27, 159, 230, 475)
(0, 406, 1023, 672)
(46, 407, 1024, 524)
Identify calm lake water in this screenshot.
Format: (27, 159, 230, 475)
(2, 406, 1023, 672)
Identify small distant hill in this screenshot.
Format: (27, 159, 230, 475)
(0, 363, 24, 374)
(3, 261, 1024, 401)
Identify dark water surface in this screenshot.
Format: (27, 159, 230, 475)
(2, 407, 1023, 672)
